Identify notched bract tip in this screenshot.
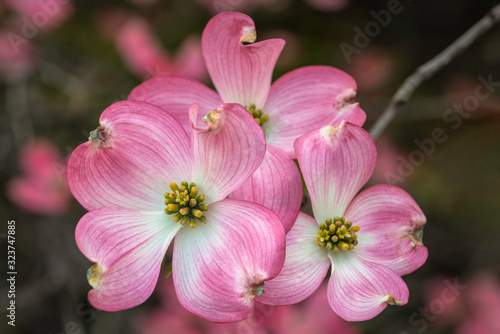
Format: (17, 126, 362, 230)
(382, 294, 403, 306)
(407, 221, 426, 247)
(320, 121, 345, 142)
(335, 88, 357, 111)
(241, 26, 256, 44)
(244, 275, 265, 299)
(89, 123, 113, 149)
(87, 263, 103, 289)
(203, 108, 224, 133)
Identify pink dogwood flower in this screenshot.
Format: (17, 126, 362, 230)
(257, 121, 428, 321)
(129, 11, 364, 232)
(7, 139, 70, 215)
(67, 100, 285, 322)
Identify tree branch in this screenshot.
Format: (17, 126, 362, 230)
(369, 3, 500, 139)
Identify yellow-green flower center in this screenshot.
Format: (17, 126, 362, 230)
(164, 181, 208, 228)
(247, 104, 269, 127)
(316, 217, 360, 252)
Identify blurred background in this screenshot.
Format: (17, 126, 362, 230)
(1, 0, 500, 333)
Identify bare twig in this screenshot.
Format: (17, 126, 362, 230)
(369, 3, 500, 139)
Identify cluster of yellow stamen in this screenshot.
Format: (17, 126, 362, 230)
(164, 182, 208, 228)
(247, 104, 269, 126)
(316, 217, 360, 252)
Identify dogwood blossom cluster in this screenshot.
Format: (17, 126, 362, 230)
(68, 11, 427, 323)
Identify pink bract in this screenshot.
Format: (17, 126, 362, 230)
(7, 139, 70, 215)
(67, 100, 285, 322)
(257, 121, 428, 321)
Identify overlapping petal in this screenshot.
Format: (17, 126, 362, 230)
(294, 122, 376, 223)
(257, 213, 331, 305)
(264, 66, 366, 156)
(345, 185, 428, 276)
(327, 252, 409, 321)
(67, 101, 192, 211)
(229, 145, 302, 232)
(75, 207, 181, 311)
(172, 199, 285, 322)
(128, 76, 222, 132)
(190, 103, 266, 203)
(202, 12, 285, 108)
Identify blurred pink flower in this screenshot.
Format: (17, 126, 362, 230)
(299, 284, 361, 334)
(197, 0, 277, 13)
(138, 279, 360, 334)
(107, 14, 208, 82)
(114, 16, 170, 79)
(199, 0, 349, 13)
(0, 29, 38, 81)
(347, 47, 393, 92)
(258, 122, 428, 321)
(68, 101, 285, 322)
(459, 275, 500, 334)
(4, 0, 74, 32)
(457, 321, 495, 334)
(424, 274, 500, 333)
(128, 0, 159, 6)
(173, 35, 210, 82)
(137, 277, 287, 334)
(444, 75, 500, 117)
(7, 139, 70, 215)
(261, 29, 302, 69)
(304, 0, 350, 12)
(423, 276, 466, 328)
(371, 135, 403, 185)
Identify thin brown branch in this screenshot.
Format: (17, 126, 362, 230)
(369, 3, 500, 139)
